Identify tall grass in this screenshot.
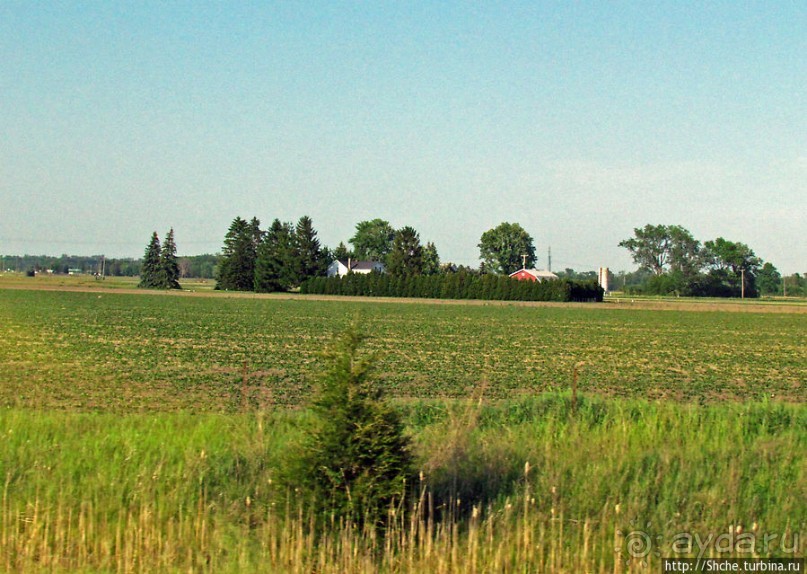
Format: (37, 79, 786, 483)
(2, 396, 804, 572)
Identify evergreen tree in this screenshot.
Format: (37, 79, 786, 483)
(254, 219, 297, 292)
(387, 226, 423, 276)
(295, 215, 327, 283)
(216, 217, 259, 291)
(159, 228, 181, 289)
(138, 232, 161, 288)
(332, 242, 353, 262)
(295, 327, 413, 527)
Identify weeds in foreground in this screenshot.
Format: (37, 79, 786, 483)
(1, 395, 803, 572)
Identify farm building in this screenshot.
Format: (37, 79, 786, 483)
(509, 268, 559, 282)
(327, 259, 386, 278)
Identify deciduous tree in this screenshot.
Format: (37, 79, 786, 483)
(350, 219, 395, 262)
(422, 242, 440, 275)
(478, 222, 536, 275)
(619, 224, 704, 294)
(618, 224, 674, 276)
(757, 262, 781, 295)
(703, 237, 761, 297)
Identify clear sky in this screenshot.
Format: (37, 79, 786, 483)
(1, 2, 804, 273)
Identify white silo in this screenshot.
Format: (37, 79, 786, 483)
(598, 267, 610, 292)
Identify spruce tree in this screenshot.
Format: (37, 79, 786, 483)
(159, 228, 181, 289)
(332, 242, 353, 262)
(387, 226, 423, 276)
(138, 232, 161, 288)
(295, 215, 327, 283)
(216, 217, 259, 291)
(254, 219, 297, 292)
(296, 327, 413, 527)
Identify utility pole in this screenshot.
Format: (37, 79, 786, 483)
(521, 254, 527, 269)
(741, 268, 745, 299)
(547, 246, 552, 272)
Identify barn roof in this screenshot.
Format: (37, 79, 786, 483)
(509, 268, 559, 280)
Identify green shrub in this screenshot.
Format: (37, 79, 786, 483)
(295, 327, 414, 528)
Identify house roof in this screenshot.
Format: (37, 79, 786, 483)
(335, 259, 384, 270)
(352, 261, 382, 271)
(509, 268, 559, 280)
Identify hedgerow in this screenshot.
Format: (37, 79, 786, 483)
(300, 272, 603, 302)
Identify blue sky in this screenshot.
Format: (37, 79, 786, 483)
(1, 2, 804, 272)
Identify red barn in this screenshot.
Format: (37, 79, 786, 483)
(509, 268, 559, 282)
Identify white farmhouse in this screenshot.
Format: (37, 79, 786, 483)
(327, 259, 386, 278)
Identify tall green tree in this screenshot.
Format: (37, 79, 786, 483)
(350, 219, 395, 262)
(332, 242, 353, 262)
(619, 224, 705, 294)
(422, 241, 440, 275)
(158, 228, 181, 290)
(387, 226, 423, 276)
(703, 237, 761, 275)
(478, 222, 536, 275)
(138, 232, 161, 288)
(702, 237, 761, 297)
(295, 215, 327, 283)
(757, 262, 781, 295)
(254, 219, 297, 292)
(783, 273, 806, 297)
(619, 224, 675, 276)
(666, 225, 703, 279)
(216, 217, 260, 291)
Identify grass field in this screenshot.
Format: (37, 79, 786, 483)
(0, 278, 804, 572)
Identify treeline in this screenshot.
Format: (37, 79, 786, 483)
(214, 215, 442, 292)
(619, 224, 794, 297)
(1, 254, 140, 276)
(301, 271, 603, 303)
(216, 216, 329, 292)
(2, 254, 219, 279)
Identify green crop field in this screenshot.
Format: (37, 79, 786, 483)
(1, 282, 804, 572)
(1, 286, 805, 410)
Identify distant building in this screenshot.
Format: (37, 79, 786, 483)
(327, 259, 386, 278)
(598, 267, 610, 292)
(509, 268, 559, 282)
